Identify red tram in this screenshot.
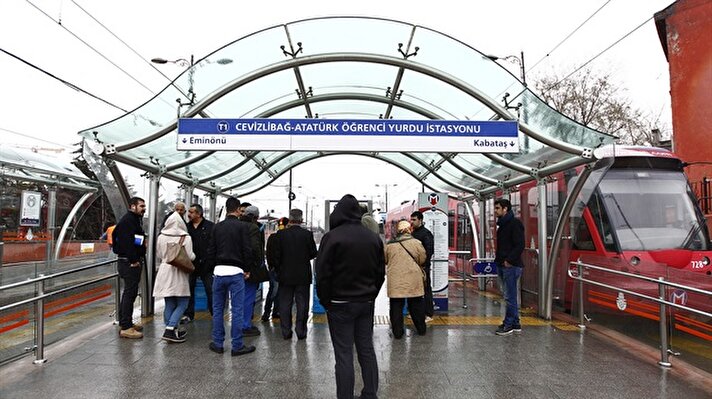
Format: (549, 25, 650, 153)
(386, 146, 712, 340)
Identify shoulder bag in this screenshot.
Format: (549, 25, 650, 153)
(165, 235, 195, 273)
(398, 240, 427, 287)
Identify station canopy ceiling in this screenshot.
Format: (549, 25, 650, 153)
(79, 17, 615, 198)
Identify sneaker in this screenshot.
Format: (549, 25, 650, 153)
(231, 345, 256, 356)
(260, 314, 270, 322)
(180, 315, 192, 324)
(162, 328, 186, 343)
(132, 323, 144, 332)
(119, 327, 143, 339)
(177, 329, 188, 339)
(512, 324, 522, 333)
(283, 332, 293, 340)
(495, 325, 514, 336)
(242, 326, 261, 337)
(424, 316, 434, 323)
(209, 342, 224, 354)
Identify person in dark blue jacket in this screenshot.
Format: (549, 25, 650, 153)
(315, 194, 385, 399)
(493, 198, 525, 336)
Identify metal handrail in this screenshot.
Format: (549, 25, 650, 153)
(568, 260, 712, 368)
(0, 258, 120, 364)
(0, 258, 116, 292)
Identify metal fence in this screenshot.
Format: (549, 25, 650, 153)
(0, 259, 119, 364)
(568, 260, 712, 368)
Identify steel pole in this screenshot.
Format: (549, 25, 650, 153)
(577, 262, 586, 330)
(143, 174, 160, 316)
(45, 188, 57, 274)
(658, 277, 672, 367)
(478, 198, 487, 291)
(33, 275, 46, 364)
(537, 180, 548, 313)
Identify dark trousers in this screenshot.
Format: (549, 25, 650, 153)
(262, 270, 280, 318)
(424, 265, 434, 316)
(326, 302, 379, 399)
(117, 259, 142, 330)
(389, 297, 426, 338)
(185, 268, 213, 319)
(278, 284, 309, 338)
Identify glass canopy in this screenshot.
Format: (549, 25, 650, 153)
(79, 16, 615, 198)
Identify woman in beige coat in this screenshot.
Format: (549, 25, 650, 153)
(154, 211, 195, 343)
(385, 220, 427, 338)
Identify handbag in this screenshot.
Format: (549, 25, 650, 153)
(165, 235, 194, 273)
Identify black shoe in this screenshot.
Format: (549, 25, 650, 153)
(162, 328, 186, 343)
(297, 334, 307, 340)
(209, 342, 224, 354)
(180, 315, 192, 324)
(260, 314, 270, 322)
(272, 313, 280, 320)
(512, 324, 522, 333)
(242, 326, 261, 337)
(231, 345, 256, 356)
(177, 329, 188, 339)
(283, 332, 293, 340)
(495, 325, 514, 336)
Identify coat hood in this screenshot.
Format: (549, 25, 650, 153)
(329, 194, 363, 230)
(161, 212, 187, 236)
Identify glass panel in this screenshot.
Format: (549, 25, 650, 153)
(206, 70, 299, 118)
(399, 70, 489, 120)
(300, 63, 399, 100)
(286, 17, 414, 56)
(174, 152, 247, 184)
(310, 100, 388, 120)
(410, 26, 522, 105)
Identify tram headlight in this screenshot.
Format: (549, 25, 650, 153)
(703, 256, 710, 266)
(630, 256, 641, 266)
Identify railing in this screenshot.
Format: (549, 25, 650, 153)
(568, 260, 712, 368)
(0, 259, 119, 364)
(448, 251, 499, 309)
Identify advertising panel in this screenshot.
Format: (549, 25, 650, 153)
(20, 190, 41, 227)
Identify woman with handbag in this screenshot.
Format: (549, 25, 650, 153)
(384, 220, 428, 339)
(154, 211, 196, 343)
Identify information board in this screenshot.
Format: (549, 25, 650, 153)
(418, 192, 450, 311)
(20, 190, 41, 227)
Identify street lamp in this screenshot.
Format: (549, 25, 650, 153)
(151, 55, 233, 106)
(375, 183, 398, 212)
(486, 51, 526, 86)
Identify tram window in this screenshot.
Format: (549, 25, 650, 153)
(588, 192, 617, 252)
(572, 219, 595, 251)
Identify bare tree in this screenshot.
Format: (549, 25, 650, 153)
(534, 68, 667, 145)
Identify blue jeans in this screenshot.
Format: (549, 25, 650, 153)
(502, 266, 522, 327)
(164, 297, 189, 328)
(262, 270, 279, 317)
(212, 274, 245, 351)
(243, 281, 258, 329)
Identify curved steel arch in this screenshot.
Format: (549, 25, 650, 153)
(113, 52, 589, 157)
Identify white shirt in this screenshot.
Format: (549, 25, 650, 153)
(213, 265, 244, 276)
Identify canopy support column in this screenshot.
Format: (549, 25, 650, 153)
(45, 188, 57, 273)
(209, 187, 221, 222)
(542, 165, 593, 319)
(536, 179, 549, 314)
(477, 197, 488, 291)
(143, 173, 160, 317)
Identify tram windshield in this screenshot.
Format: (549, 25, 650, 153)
(596, 169, 709, 251)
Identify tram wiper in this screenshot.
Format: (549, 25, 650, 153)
(681, 221, 702, 250)
(605, 193, 646, 250)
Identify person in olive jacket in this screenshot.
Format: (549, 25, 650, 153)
(273, 208, 317, 340)
(315, 194, 385, 399)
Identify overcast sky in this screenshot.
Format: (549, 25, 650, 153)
(0, 0, 675, 226)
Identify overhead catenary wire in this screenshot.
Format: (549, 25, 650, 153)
(527, 0, 613, 73)
(546, 15, 654, 91)
(0, 126, 75, 149)
(68, 0, 184, 91)
(24, 0, 159, 98)
(0, 47, 127, 113)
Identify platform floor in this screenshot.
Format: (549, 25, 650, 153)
(1, 286, 711, 399)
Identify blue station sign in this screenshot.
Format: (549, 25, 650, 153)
(177, 118, 519, 153)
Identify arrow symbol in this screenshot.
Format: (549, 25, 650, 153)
(182, 138, 187, 143)
(510, 141, 515, 147)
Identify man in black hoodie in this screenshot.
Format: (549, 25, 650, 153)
(315, 194, 385, 399)
(493, 198, 525, 336)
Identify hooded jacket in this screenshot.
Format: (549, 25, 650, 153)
(153, 212, 196, 298)
(315, 195, 385, 305)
